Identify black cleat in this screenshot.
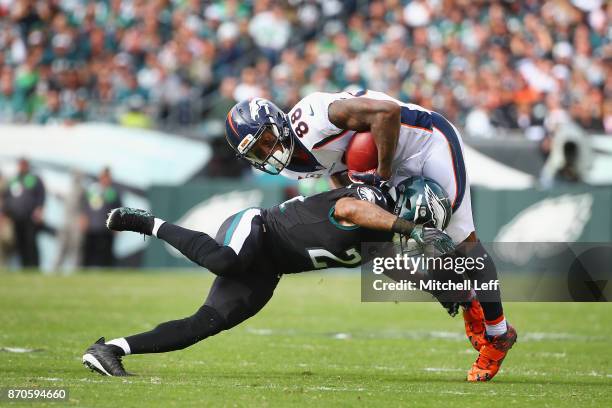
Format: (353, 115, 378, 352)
(106, 207, 154, 235)
(82, 337, 131, 377)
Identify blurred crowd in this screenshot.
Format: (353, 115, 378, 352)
(0, 0, 610, 137)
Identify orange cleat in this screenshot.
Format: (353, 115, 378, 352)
(467, 325, 517, 382)
(462, 299, 486, 351)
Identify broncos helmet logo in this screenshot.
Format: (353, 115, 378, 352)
(249, 98, 269, 121)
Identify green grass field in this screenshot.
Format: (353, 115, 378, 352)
(1, 271, 611, 407)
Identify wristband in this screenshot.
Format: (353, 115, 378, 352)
(391, 217, 415, 235)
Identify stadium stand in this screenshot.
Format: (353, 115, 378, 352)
(0, 0, 609, 136)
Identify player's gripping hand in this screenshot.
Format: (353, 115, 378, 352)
(410, 225, 456, 257)
(348, 170, 388, 190)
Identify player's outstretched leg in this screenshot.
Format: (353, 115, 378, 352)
(82, 272, 280, 376)
(82, 304, 225, 377)
(106, 207, 262, 277)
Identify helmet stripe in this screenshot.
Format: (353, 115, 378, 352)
(226, 109, 240, 138)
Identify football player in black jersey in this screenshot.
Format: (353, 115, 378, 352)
(81, 178, 456, 377)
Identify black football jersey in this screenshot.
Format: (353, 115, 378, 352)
(260, 185, 394, 274)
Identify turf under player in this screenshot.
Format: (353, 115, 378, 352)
(82, 179, 457, 377)
(225, 92, 517, 382)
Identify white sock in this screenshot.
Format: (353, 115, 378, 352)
(485, 318, 507, 336)
(152, 218, 166, 238)
(106, 338, 131, 355)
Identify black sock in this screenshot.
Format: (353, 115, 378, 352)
(459, 241, 503, 321)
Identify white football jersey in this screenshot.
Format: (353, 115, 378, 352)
(281, 89, 475, 243)
(281, 90, 435, 182)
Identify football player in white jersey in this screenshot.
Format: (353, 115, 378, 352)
(225, 91, 517, 381)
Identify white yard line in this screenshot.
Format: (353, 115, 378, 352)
(0, 347, 43, 353)
(423, 367, 464, 372)
(246, 328, 606, 342)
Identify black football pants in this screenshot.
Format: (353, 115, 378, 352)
(124, 209, 281, 354)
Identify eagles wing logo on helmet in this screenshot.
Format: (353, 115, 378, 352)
(414, 194, 426, 221)
(357, 186, 377, 203)
(425, 184, 448, 230)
